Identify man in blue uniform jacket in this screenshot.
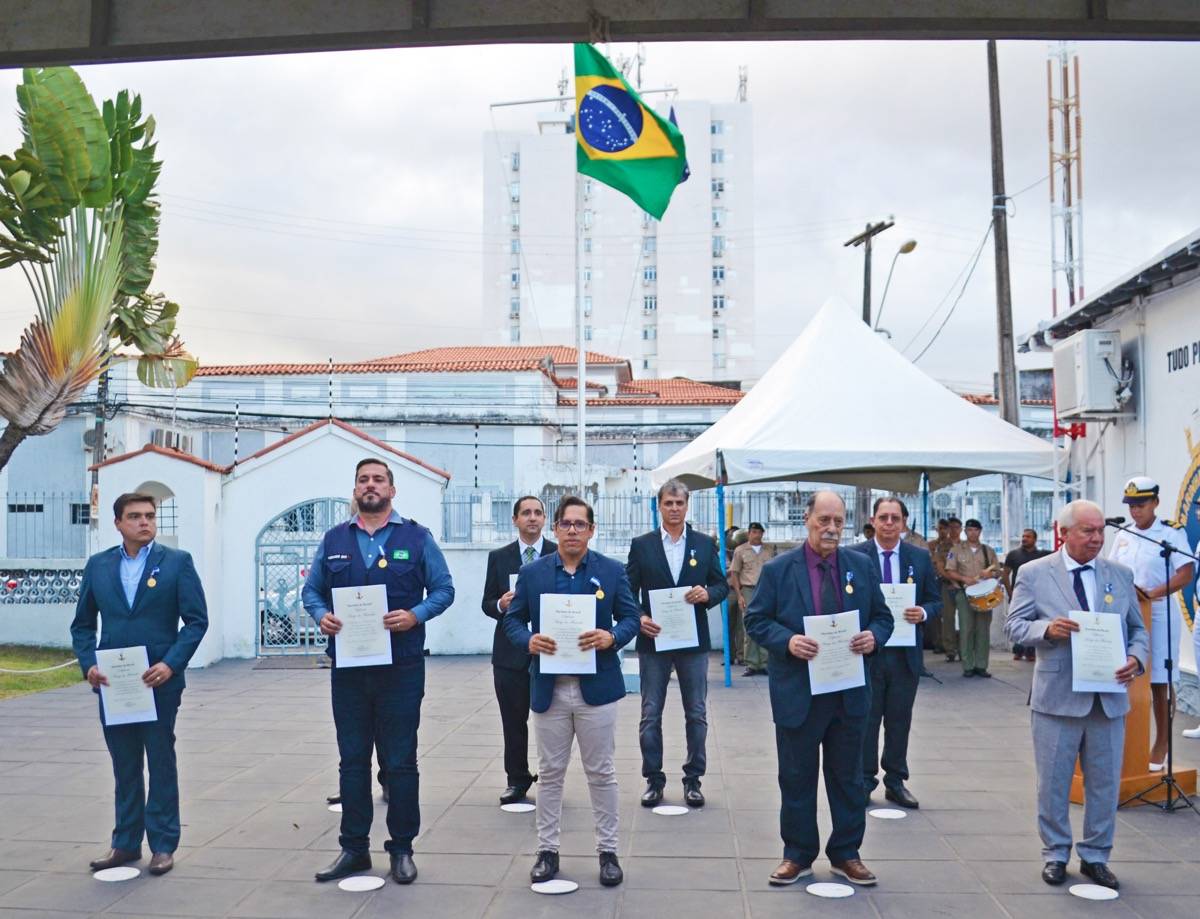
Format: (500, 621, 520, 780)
(302, 458, 455, 886)
(745, 490, 893, 888)
(626, 479, 728, 809)
(502, 496, 641, 889)
(71, 492, 209, 877)
(852, 496, 941, 809)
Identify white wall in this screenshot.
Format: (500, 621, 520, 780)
(0, 603, 76, 648)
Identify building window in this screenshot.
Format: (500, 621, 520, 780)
(510, 238, 521, 255)
(511, 151, 520, 171)
(510, 269, 520, 288)
(510, 211, 520, 230)
(643, 295, 657, 311)
(71, 503, 91, 525)
(583, 267, 592, 283)
(584, 325, 593, 341)
(642, 326, 657, 340)
(711, 120, 724, 135)
(642, 236, 656, 255)
(714, 353, 727, 370)
(583, 296, 593, 316)
(583, 237, 592, 254)
(713, 294, 726, 311)
(713, 327, 721, 339)
(712, 264, 725, 284)
(712, 207, 724, 228)
(712, 178, 724, 197)
(643, 265, 657, 283)
(642, 358, 651, 370)
(712, 236, 725, 257)
(7, 503, 44, 513)
(642, 211, 655, 228)
(509, 297, 520, 318)
(584, 178, 594, 198)
(509, 181, 520, 203)
(712, 148, 724, 164)
(510, 324, 521, 343)
(583, 209, 593, 229)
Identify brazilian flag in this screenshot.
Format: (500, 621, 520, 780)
(575, 43, 688, 220)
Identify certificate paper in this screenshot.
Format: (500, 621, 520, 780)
(881, 583, 917, 647)
(803, 611, 865, 695)
(649, 587, 699, 652)
(332, 584, 393, 668)
(539, 593, 597, 675)
(95, 646, 157, 725)
(1070, 610, 1127, 694)
(509, 573, 519, 591)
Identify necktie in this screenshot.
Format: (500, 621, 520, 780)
(523, 546, 536, 564)
(882, 550, 894, 584)
(1072, 564, 1091, 611)
(818, 561, 840, 615)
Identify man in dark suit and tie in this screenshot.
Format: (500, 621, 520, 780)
(626, 479, 728, 808)
(852, 496, 941, 809)
(71, 492, 209, 877)
(746, 490, 893, 887)
(502, 496, 642, 888)
(481, 495, 556, 804)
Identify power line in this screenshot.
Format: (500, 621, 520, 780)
(908, 220, 995, 364)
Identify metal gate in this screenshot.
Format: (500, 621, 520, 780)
(256, 497, 350, 656)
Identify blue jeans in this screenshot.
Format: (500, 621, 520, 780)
(638, 650, 708, 787)
(101, 688, 182, 854)
(331, 657, 424, 855)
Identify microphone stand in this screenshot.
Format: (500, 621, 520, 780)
(1106, 519, 1200, 813)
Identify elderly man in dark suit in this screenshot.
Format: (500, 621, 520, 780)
(852, 496, 941, 809)
(481, 495, 556, 805)
(71, 492, 209, 877)
(503, 496, 642, 889)
(1006, 499, 1147, 891)
(626, 479, 728, 809)
(746, 490, 893, 888)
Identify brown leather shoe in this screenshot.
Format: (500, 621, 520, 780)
(148, 853, 174, 876)
(89, 848, 141, 871)
(830, 858, 877, 886)
(768, 859, 813, 885)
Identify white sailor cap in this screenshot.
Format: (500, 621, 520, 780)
(1122, 475, 1159, 503)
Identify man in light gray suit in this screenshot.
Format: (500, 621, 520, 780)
(1006, 499, 1147, 892)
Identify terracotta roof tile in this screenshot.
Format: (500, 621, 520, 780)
(89, 443, 231, 474)
(960, 393, 1054, 407)
(559, 377, 746, 407)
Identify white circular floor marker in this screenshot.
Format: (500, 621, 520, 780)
(501, 802, 536, 813)
(652, 804, 689, 816)
(807, 882, 855, 898)
(868, 808, 907, 819)
(327, 803, 342, 813)
(94, 866, 140, 882)
(531, 879, 578, 894)
(338, 875, 385, 892)
(1069, 884, 1119, 901)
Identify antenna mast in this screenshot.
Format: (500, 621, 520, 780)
(1047, 42, 1084, 317)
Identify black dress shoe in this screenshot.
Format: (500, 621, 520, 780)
(1042, 860, 1067, 886)
(599, 851, 623, 887)
(381, 784, 390, 804)
(390, 852, 417, 884)
(963, 669, 977, 678)
(500, 778, 535, 805)
(974, 668, 992, 678)
(89, 848, 141, 871)
(1080, 860, 1119, 890)
(884, 785, 920, 809)
(683, 781, 705, 808)
(530, 849, 559, 882)
(640, 783, 664, 807)
(315, 850, 372, 882)
(326, 793, 341, 805)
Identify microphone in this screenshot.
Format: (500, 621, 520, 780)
(1105, 516, 1126, 526)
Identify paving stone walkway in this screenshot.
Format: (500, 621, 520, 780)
(1, 653, 1198, 918)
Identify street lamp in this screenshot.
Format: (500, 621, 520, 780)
(873, 239, 918, 331)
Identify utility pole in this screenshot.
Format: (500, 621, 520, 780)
(844, 217, 895, 528)
(987, 39, 1022, 552)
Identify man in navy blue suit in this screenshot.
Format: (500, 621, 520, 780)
(503, 496, 641, 889)
(71, 492, 209, 877)
(626, 479, 728, 809)
(745, 490, 893, 888)
(852, 496, 941, 809)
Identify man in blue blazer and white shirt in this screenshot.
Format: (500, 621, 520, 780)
(503, 496, 641, 889)
(626, 479, 728, 809)
(1007, 499, 1147, 892)
(71, 492, 209, 877)
(746, 490, 893, 888)
(852, 496, 941, 809)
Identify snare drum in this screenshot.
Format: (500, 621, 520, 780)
(964, 577, 1004, 611)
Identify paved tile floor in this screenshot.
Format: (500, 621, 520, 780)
(1, 653, 1198, 918)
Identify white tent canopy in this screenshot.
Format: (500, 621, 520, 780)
(652, 299, 1058, 492)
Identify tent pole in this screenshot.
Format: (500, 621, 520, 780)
(716, 452, 732, 688)
(922, 472, 929, 536)
(650, 495, 659, 530)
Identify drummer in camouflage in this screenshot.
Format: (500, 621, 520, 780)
(943, 519, 1004, 677)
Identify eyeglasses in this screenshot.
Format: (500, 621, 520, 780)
(555, 519, 592, 532)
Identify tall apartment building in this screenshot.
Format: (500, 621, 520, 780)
(483, 95, 756, 383)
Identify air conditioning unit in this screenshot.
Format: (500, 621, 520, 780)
(1052, 329, 1129, 419)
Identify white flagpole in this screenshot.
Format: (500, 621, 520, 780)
(575, 172, 586, 494)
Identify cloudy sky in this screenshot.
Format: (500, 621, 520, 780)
(1, 39, 1198, 391)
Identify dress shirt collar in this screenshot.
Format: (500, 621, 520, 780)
(1061, 548, 1097, 572)
(119, 541, 154, 562)
(351, 510, 403, 533)
(554, 550, 592, 571)
(519, 536, 545, 555)
(661, 526, 686, 546)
